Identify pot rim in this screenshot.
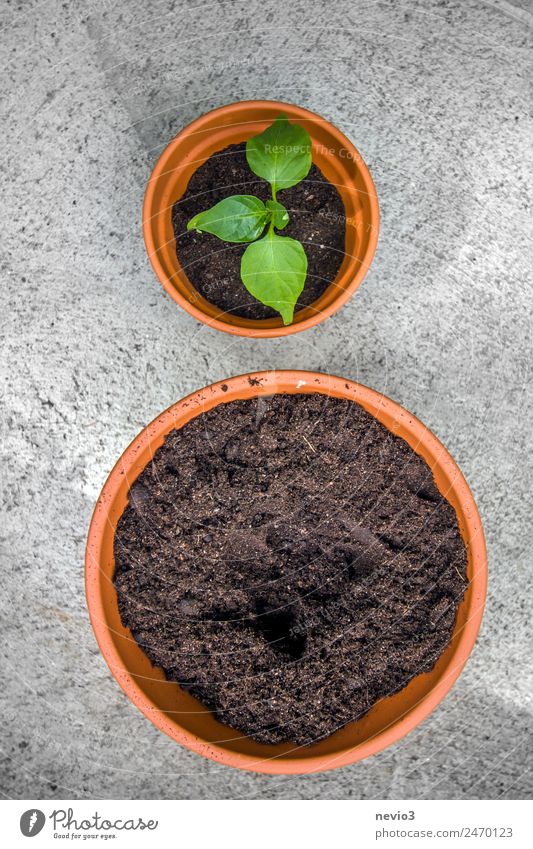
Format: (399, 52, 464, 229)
(85, 370, 487, 774)
(142, 100, 380, 338)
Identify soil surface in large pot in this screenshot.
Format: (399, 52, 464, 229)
(113, 394, 468, 746)
(171, 143, 346, 320)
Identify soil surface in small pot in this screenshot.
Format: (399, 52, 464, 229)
(171, 143, 346, 320)
(114, 393, 468, 746)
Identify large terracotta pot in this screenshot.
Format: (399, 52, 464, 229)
(85, 371, 487, 773)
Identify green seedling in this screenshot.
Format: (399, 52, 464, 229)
(187, 115, 312, 325)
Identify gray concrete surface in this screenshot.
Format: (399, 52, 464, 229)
(1, 0, 532, 800)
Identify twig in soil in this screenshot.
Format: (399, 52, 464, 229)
(453, 564, 467, 582)
(302, 435, 316, 453)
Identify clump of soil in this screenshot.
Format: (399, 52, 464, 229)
(171, 143, 346, 320)
(114, 394, 468, 746)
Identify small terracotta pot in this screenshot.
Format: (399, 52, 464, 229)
(143, 101, 379, 337)
(86, 372, 487, 774)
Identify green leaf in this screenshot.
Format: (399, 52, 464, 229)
(240, 233, 307, 325)
(266, 200, 289, 230)
(246, 115, 312, 194)
(187, 195, 268, 243)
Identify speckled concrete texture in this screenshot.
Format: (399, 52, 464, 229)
(1, 0, 532, 800)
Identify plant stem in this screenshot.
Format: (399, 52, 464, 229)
(269, 186, 276, 234)
(268, 186, 282, 234)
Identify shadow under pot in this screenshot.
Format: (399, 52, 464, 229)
(85, 371, 487, 774)
(143, 101, 379, 337)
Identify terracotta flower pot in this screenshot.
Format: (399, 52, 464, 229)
(86, 371, 487, 774)
(143, 101, 379, 337)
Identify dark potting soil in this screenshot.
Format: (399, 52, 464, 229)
(171, 143, 346, 320)
(113, 394, 468, 746)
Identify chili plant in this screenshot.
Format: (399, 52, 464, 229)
(187, 115, 312, 324)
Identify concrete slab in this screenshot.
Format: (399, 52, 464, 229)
(1, 0, 531, 799)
